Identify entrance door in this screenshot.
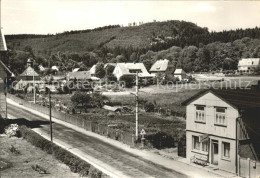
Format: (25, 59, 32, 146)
(211, 140, 219, 165)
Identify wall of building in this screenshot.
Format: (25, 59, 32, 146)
(186, 92, 239, 173)
(186, 92, 239, 139)
(186, 131, 237, 173)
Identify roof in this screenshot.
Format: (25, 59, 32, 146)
(72, 68, 80, 72)
(174, 68, 186, 74)
(20, 66, 39, 77)
(150, 59, 169, 72)
(103, 105, 121, 112)
(114, 63, 152, 77)
(0, 60, 12, 74)
(51, 66, 59, 71)
(104, 63, 116, 69)
(89, 65, 96, 75)
(67, 71, 91, 80)
(182, 88, 260, 110)
(238, 58, 260, 67)
(0, 29, 7, 51)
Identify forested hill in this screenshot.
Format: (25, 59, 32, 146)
(6, 20, 208, 54)
(3, 20, 260, 74)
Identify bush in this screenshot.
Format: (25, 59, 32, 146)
(144, 102, 155, 112)
(19, 125, 104, 177)
(146, 131, 175, 149)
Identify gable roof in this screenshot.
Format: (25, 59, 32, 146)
(20, 66, 39, 77)
(89, 65, 96, 75)
(182, 88, 260, 110)
(0, 60, 12, 74)
(104, 63, 116, 69)
(238, 58, 260, 67)
(150, 59, 169, 72)
(174, 68, 186, 74)
(67, 71, 91, 80)
(115, 63, 152, 77)
(0, 29, 7, 51)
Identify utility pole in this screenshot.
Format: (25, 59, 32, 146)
(5, 76, 7, 119)
(33, 59, 36, 104)
(48, 88, 53, 142)
(135, 72, 139, 138)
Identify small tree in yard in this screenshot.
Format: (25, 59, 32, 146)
(71, 92, 91, 112)
(90, 92, 109, 108)
(95, 63, 105, 78)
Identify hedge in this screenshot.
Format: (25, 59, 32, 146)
(19, 125, 103, 177)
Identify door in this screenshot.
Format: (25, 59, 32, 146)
(211, 140, 219, 165)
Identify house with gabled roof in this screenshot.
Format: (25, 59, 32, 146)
(238, 58, 260, 73)
(113, 63, 153, 81)
(149, 59, 169, 76)
(182, 87, 260, 174)
(174, 68, 186, 81)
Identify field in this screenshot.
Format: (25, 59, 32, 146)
(0, 135, 79, 178)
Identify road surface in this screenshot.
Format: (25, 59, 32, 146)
(7, 104, 186, 178)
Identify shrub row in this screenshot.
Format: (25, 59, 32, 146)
(19, 125, 103, 178)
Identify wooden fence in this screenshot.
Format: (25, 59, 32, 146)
(238, 156, 260, 178)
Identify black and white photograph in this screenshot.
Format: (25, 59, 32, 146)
(0, 0, 260, 177)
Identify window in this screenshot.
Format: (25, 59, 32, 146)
(222, 142, 230, 159)
(192, 136, 200, 150)
(202, 140, 208, 152)
(215, 107, 226, 126)
(195, 105, 205, 123)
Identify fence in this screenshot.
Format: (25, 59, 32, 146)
(238, 156, 260, 178)
(7, 94, 135, 146)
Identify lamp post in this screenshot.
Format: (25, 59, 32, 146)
(47, 87, 53, 142)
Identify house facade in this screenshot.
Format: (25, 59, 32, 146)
(174, 68, 186, 81)
(113, 63, 153, 81)
(182, 89, 260, 174)
(237, 58, 260, 73)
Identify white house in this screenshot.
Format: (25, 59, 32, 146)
(149, 59, 169, 76)
(237, 58, 260, 73)
(113, 63, 153, 81)
(89, 65, 96, 77)
(174, 68, 186, 81)
(182, 88, 260, 174)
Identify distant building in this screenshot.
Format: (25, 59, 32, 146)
(237, 58, 260, 73)
(89, 65, 96, 77)
(38, 64, 46, 72)
(20, 59, 40, 81)
(113, 63, 153, 81)
(149, 59, 169, 76)
(182, 88, 260, 174)
(67, 71, 91, 81)
(51, 66, 59, 71)
(174, 68, 186, 81)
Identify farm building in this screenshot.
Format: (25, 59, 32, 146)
(14, 59, 41, 91)
(174, 68, 186, 81)
(182, 88, 260, 175)
(237, 58, 260, 73)
(113, 63, 153, 81)
(149, 59, 169, 76)
(67, 71, 91, 81)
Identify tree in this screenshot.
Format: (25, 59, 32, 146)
(95, 63, 105, 78)
(71, 92, 91, 111)
(90, 92, 109, 108)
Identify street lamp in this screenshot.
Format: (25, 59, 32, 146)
(129, 69, 141, 139)
(32, 59, 36, 104)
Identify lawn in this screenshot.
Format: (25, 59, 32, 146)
(0, 135, 79, 178)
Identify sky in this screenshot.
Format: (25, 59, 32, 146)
(1, 0, 260, 35)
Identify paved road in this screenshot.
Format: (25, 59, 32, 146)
(8, 104, 186, 178)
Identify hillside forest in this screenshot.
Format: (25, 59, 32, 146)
(2, 20, 260, 75)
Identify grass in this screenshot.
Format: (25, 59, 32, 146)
(0, 135, 79, 178)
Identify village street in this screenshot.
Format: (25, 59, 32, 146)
(7, 103, 186, 178)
